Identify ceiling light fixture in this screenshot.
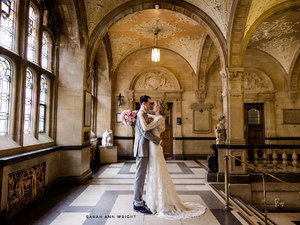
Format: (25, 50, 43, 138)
(152, 5, 160, 63)
(151, 29, 160, 62)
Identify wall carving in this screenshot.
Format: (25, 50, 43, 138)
(133, 68, 180, 91)
(244, 70, 271, 92)
(7, 162, 46, 218)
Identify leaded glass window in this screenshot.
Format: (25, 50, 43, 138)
(39, 75, 47, 132)
(24, 69, 33, 134)
(41, 32, 52, 70)
(27, 5, 38, 62)
(248, 108, 260, 125)
(0, 56, 12, 135)
(0, 0, 17, 50)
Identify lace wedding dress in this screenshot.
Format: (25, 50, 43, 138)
(143, 115, 206, 220)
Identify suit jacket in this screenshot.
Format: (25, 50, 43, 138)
(133, 109, 160, 157)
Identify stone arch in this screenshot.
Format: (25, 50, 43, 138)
(87, 0, 227, 71)
(241, 0, 300, 65)
(289, 49, 300, 100)
(114, 47, 196, 78)
(228, 0, 252, 67)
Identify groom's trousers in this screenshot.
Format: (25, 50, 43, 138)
(133, 156, 149, 206)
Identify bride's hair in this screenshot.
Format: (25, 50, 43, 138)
(154, 100, 167, 116)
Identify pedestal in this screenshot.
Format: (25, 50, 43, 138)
(99, 146, 118, 163)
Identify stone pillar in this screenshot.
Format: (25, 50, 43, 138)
(56, 39, 91, 181)
(264, 96, 277, 144)
(221, 68, 246, 145)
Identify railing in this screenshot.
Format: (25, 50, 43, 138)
(214, 144, 300, 173)
(224, 154, 300, 225)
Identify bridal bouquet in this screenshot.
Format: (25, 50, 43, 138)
(121, 110, 138, 127)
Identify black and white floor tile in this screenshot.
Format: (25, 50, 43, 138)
(9, 160, 300, 225)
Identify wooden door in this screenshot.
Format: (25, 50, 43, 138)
(160, 103, 173, 158)
(244, 103, 264, 145)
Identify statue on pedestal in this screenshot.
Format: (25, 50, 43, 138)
(215, 115, 226, 144)
(102, 130, 113, 146)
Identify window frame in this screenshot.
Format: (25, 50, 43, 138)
(0, 55, 14, 136)
(0, 0, 19, 52)
(0, 0, 57, 152)
(26, 3, 39, 64)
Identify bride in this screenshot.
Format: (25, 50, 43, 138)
(139, 99, 206, 220)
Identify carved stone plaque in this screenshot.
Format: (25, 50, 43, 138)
(283, 109, 300, 124)
(7, 162, 46, 218)
(191, 103, 213, 133)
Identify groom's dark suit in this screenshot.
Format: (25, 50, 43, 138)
(133, 109, 160, 207)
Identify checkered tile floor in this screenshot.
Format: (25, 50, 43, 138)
(10, 160, 300, 225)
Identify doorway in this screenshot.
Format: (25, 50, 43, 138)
(244, 103, 265, 145)
(135, 102, 173, 158)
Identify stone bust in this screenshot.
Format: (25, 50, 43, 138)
(102, 130, 113, 146)
(215, 116, 226, 144)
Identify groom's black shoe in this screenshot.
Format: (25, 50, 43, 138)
(133, 203, 152, 214)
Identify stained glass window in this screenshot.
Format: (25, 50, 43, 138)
(24, 69, 33, 134)
(0, 56, 12, 135)
(27, 5, 38, 62)
(0, 0, 17, 50)
(41, 32, 51, 70)
(39, 75, 47, 132)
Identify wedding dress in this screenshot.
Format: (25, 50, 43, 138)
(141, 114, 206, 220)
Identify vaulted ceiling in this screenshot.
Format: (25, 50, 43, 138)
(84, 0, 234, 38)
(248, 7, 300, 74)
(108, 9, 206, 72)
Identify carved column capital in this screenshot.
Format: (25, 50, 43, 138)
(227, 67, 244, 81)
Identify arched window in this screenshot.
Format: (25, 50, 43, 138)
(0, 0, 17, 50)
(41, 32, 52, 70)
(39, 75, 47, 132)
(27, 5, 38, 63)
(24, 68, 33, 134)
(0, 56, 12, 135)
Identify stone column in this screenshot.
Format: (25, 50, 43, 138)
(221, 68, 246, 145)
(264, 95, 277, 144)
(56, 40, 91, 182)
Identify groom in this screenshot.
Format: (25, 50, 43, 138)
(133, 95, 161, 214)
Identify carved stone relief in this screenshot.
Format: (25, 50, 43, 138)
(244, 71, 270, 92)
(7, 162, 46, 218)
(133, 68, 180, 91)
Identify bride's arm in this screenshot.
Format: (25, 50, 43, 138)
(138, 111, 160, 131)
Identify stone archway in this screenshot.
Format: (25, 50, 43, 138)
(87, 0, 227, 72)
